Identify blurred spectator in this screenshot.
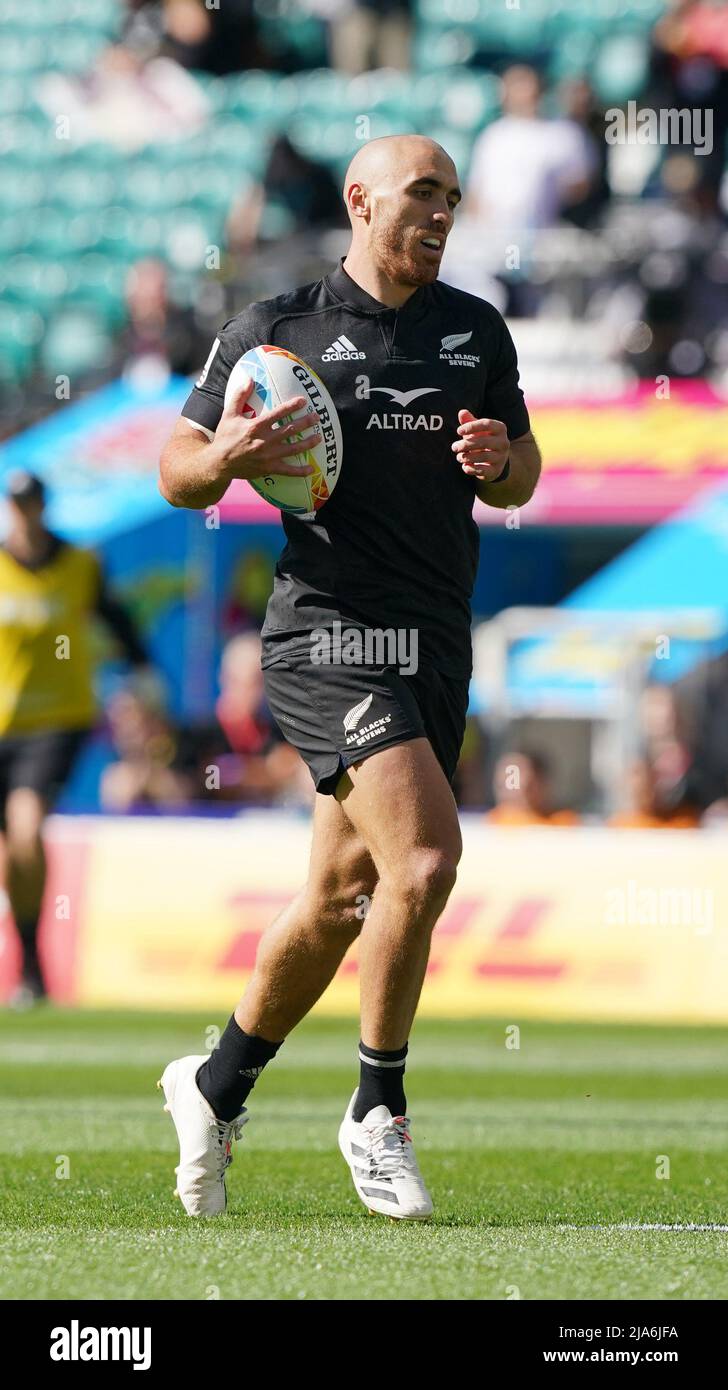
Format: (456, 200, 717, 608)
(648, 0, 728, 216)
(100, 681, 197, 812)
(608, 755, 700, 828)
(558, 77, 611, 229)
(227, 136, 347, 257)
(451, 65, 597, 311)
(160, 0, 269, 76)
(639, 684, 696, 808)
(102, 636, 312, 811)
(122, 0, 269, 75)
(111, 260, 208, 387)
(37, 43, 209, 151)
(213, 634, 312, 805)
(466, 67, 596, 235)
(486, 748, 580, 827)
(674, 649, 728, 808)
(328, 0, 412, 75)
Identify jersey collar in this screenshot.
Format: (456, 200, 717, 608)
(326, 258, 429, 317)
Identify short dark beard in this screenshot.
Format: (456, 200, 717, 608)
(376, 218, 439, 288)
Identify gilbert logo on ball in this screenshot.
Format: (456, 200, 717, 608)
(224, 345, 343, 518)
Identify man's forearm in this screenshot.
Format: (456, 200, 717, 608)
(159, 435, 231, 510)
(476, 432, 541, 510)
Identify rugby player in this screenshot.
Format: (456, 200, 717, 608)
(158, 134, 541, 1218)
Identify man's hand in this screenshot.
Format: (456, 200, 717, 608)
(452, 409, 541, 510)
(211, 375, 322, 482)
(159, 375, 323, 509)
(451, 408, 510, 483)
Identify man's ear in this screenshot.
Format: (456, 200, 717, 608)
(347, 182, 369, 221)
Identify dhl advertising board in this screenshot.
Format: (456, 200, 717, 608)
(2, 815, 727, 1022)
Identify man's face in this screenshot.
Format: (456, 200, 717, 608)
(364, 151, 461, 288)
(8, 495, 44, 528)
(501, 66, 541, 118)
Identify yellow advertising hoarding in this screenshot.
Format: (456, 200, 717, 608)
(51, 815, 728, 1023)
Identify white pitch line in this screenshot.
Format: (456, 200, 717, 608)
(556, 1223, 728, 1232)
(619, 1223, 728, 1232)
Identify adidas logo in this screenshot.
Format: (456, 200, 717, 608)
(322, 334, 366, 361)
(343, 693, 373, 734)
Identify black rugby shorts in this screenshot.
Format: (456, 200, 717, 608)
(0, 726, 88, 827)
(263, 645, 469, 796)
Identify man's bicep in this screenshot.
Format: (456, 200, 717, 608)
(159, 417, 215, 505)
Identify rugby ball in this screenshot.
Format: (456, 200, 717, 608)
(223, 345, 343, 517)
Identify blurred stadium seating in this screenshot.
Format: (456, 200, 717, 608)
(1, 0, 726, 430)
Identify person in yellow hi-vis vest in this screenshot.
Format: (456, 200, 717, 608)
(0, 470, 149, 1005)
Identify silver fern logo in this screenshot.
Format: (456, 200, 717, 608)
(343, 693, 373, 734)
(441, 331, 472, 351)
(440, 330, 479, 366)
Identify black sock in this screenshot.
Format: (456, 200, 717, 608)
(353, 1039, 408, 1122)
(196, 1015, 283, 1121)
(17, 917, 45, 993)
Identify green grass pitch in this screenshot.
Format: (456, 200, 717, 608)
(1, 1009, 727, 1300)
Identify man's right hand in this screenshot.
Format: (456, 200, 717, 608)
(209, 376, 321, 484)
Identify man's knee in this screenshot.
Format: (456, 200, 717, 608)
(389, 844, 460, 916)
(4, 798, 45, 870)
(5, 828, 43, 871)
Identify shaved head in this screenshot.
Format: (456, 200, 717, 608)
(343, 135, 453, 210)
(341, 134, 461, 296)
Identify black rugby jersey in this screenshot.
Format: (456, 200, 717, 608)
(181, 259, 531, 677)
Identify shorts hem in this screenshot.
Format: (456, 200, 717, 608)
(314, 730, 429, 796)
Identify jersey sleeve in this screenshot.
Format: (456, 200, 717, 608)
(180, 311, 260, 438)
(481, 313, 531, 441)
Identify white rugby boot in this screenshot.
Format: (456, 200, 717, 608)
(157, 1055, 248, 1217)
(338, 1089, 433, 1220)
